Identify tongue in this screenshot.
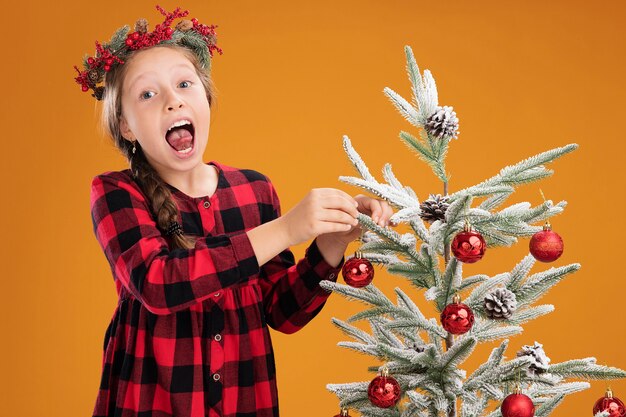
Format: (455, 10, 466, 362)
(166, 127, 193, 151)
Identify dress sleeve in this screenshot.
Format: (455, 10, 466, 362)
(90, 172, 260, 315)
(258, 178, 345, 334)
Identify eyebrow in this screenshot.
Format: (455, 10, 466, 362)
(127, 63, 194, 92)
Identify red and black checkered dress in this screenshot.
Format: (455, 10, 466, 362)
(90, 160, 344, 417)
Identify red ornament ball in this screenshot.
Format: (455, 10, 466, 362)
(368, 374, 401, 408)
(342, 256, 374, 288)
(529, 223, 563, 262)
(440, 298, 474, 335)
(451, 226, 486, 263)
(593, 390, 626, 417)
(333, 409, 351, 417)
(501, 393, 535, 417)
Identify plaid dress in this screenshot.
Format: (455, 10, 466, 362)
(90, 160, 344, 417)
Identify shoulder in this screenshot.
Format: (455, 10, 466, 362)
(214, 161, 281, 219)
(91, 168, 134, 185)
(215, 161, 277, 198)
(216, 161, 273, 186)
(90, 168, 147, 209)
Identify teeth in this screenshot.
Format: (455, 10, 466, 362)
(168, 119, 192, 131)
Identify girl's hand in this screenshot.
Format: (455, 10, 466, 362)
(355, 193, 395, 227)
(280, 188, 360, 247)
(317, 194, 395, 248)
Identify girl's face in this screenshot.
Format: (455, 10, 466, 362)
(119, 47, 210, 175)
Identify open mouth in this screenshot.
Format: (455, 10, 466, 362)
(165, 121, 195, 154)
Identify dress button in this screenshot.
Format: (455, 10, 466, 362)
(203, 200, 211, 208)
(214, 334, 222, 342)
(329, 273, 335, 279)
(213, 373, 221, 381)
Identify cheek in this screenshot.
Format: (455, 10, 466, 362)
(194, 97, 211, 122)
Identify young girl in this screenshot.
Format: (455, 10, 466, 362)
(76, 6, 394, 417)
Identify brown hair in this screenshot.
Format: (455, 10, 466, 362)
(100, 43, 216, 250)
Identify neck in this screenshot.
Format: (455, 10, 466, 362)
(150, 159, 216, 198)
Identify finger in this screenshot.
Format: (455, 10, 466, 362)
(380, 201, 395, 225)
(321, 193, 360, 218)
(320, 219, 357, 235)
(345, 225, 364, 241)
(353, 194, 372, 215)
(369, 199, 384, 225)
(328, 188, 360, 212)
(355, 196, 374, 214)
(319, 206, 359, 226)
(318, 188, 358, 204)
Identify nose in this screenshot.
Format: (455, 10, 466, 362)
(167, 99, 183, 111)
(165, 88, 184, 111)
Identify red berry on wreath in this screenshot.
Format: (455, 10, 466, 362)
(529, 221, 563, 263)
(451, 221, 486, 263)
(342, 252, 374, 288)
(593, 388, 626, 417)
(441, 295, 474, 335)
(501, 388, 535, 417)
(367, 367, 401, 408)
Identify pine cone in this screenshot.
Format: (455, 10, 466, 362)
(92, 86, 105, 101)
(484, 288, 517, 319)
(135, 18, 149, 34)
(517, 341, 551, 375)
(409, 341, 425, 353)
(408, 342, 427, 372)
(175, 19, 194, 32)
(88, 69, 100, 84)
(419, 194, 450, 224)
(424, 105, 459, 140)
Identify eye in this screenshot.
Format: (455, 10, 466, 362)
(179, 80, 193, 88)
(140, 90, 155, 101)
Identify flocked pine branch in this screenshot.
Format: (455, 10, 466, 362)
(324, 45, 626, 417)
(382, 46, 450, 183)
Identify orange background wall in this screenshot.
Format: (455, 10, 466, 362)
(1, 0, 624, 416)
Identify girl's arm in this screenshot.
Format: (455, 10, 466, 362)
(247, 181, 359, 268)
(91, 172, 356, 314)
(248, 180, 391, 333)
(91, 172, 261, 315)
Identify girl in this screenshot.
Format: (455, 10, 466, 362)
(77, 6, 394, 417)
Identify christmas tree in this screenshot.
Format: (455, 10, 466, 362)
(321, 46, 626, 417)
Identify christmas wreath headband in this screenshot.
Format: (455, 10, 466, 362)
(73, 4, 222, 101)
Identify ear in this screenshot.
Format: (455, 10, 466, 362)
(119, 115, 134, 141)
